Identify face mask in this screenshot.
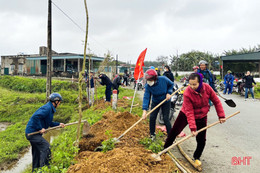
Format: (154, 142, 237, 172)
(147, 81, 155, 86)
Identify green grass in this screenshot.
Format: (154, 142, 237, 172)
(0, 76, 143, 173)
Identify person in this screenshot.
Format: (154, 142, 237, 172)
(98, 73, 112, 102)
(164, 73, 226, 166)
(123, 70, 129, 86)
(142, 69, 174, 140)
(25, 93, 65, 172)
(223, 70, 234, 95)
(86, 71, 95, 105)
(243, 71, 257, 100)
(193, 66, 199, 73)
(197, 60, 217, 92)
(149, 66, 155, 70)
(155, 67, 161, 76)
(113, 74, 123, 95)
(163, 65, 174, 82)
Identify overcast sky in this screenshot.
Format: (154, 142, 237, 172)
(0, 0, 259, 63)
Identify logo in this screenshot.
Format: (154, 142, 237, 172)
(231, 156, 252, 165)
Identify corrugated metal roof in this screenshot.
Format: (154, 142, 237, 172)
(26, 55, 104, 61)
(221, 52, 260, 61)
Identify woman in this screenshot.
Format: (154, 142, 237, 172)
(164, 73, 226, 166)
(142, 69, 173, 140)
(243, 71, 257, 100)
(163, 65, 174, 82)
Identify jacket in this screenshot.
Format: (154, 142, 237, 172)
(25, 102, 60, 134)
(181, 83, 225, 131)
(99, 74, 112, 86)
(163, 71, 174, 82)
(224, 74, 234, 85)
(142, 76, 174, 110)
(197, 69, 217, 92)
(113, 75, 122, 89)
(243, 75, 256, 88)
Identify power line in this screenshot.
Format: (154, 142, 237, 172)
(51, 0, 110, 54)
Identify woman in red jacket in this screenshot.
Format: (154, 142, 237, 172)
(164, 73, 226, 166)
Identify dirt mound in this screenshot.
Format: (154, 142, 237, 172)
(69, 111, 178, 173)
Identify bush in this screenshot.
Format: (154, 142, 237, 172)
(0, 76, 78, 93)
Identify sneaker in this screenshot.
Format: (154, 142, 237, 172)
(194, 159, 202, 167)
(150, 135, 156, 141)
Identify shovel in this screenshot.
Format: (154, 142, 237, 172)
(27, 120, 90, 136)
(217, 92, 236, 107)
(95, 86, 185, 151)
(151, 111, 240, 161)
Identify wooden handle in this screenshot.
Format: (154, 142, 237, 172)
(217, 92, 227, 101)
(117, 86, 185, 140)
(27, 120, 87, 136)
(156, 111, 240, 157)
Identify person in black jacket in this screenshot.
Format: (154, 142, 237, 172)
(163, 65, 174, 82)
(243, 71, 257, 100)
(112, 74, 124, 95)
(98, 73, 112, 102)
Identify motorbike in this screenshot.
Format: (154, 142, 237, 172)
(235, 78, 245, 96)
(134, 77, 144, 91)
(158, 83, 179, 125)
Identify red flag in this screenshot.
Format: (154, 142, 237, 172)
(134, 48, 147, 80)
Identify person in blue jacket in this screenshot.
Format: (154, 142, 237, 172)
(142, 69, 174, 140)
(98, 73, 112, 102)
(197, 60, 217, 92)
(25, 93, 65, 172)
(223, 70, 234, 94)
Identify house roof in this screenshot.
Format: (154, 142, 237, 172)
(221, 52, 260, 61)
(26, 55, 104, 61)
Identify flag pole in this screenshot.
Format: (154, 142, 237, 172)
(130, 70, 142, 113)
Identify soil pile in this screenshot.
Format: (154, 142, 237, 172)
(68, 111, 179, 173)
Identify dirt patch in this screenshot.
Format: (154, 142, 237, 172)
(68, 111, 179, 173)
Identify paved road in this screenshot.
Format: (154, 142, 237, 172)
(133, 84, 260, 172)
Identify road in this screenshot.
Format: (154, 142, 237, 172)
(133, 83, 260, 173)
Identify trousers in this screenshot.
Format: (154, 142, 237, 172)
(164, 111, 207, 160)
(26, 134, 51, 171)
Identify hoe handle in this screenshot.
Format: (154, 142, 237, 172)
(27, 120, 87, 136)
(156, 111, 240, 157)
(117, 86, 185, 140)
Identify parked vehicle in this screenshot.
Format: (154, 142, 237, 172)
(134, 77, 144, 90)
(158, 83, 179, 124)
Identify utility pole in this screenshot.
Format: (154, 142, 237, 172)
(116, 54, 118, 74)
(46, 0, 52, 100)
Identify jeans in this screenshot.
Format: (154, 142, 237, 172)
(223, 83, 233, 94)
(25, 134, 51, 172)
(245, 87, 254, 99)
(164, 111, 207, 160)
(150, 101, 171, 136)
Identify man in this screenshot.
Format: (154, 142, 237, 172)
(243, 71, 257, 100)
(155, 67, 161, 76)
(142, 69, 173, 140)
(123, 70, 129, 86)
(98, 73, 112, 102)
(223, 70, 234, 95)
(25, 93, 65, 172)
(86, 71, 95, 105)
(112, 74, 124, 95)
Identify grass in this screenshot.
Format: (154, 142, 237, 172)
(0, 76, 143, 173)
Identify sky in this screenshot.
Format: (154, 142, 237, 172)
(0, 0, 260, 64)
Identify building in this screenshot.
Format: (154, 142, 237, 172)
(221, 52, 260, 77)
(1, 46, 104, 77)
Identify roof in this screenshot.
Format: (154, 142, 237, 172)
(26, 55, 104, 61)
(221, 52, 260, 61)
